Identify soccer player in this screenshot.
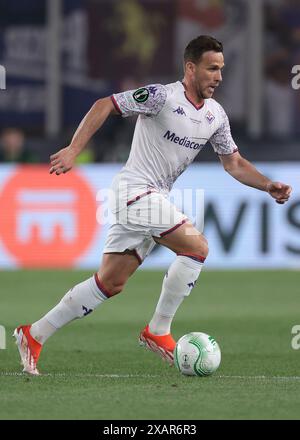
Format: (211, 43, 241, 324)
(14, 35, 292, 375)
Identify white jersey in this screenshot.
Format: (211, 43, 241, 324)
(111, 81, 238, 207)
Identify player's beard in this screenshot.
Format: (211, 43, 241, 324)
(194, 76, 211, 100)
(196, 82, 209, 100)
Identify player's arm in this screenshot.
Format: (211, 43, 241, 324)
(219, 151, 292, 204)
(210, 104, 292, 204)
(50, 97, 118, 175)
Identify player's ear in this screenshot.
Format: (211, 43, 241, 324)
(185, 61, 196, 75)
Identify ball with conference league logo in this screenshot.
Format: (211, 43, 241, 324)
(133, 87, 149, 103)
(175, 332, 221, 376)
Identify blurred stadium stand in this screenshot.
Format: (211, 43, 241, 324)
(0, 0, 299, 163)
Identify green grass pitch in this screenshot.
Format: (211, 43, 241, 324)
(0, 269, 299, 420)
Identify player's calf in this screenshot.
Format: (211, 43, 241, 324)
(147, 227, 207, 340)
(15, 252, 139, 369)
(140, 250, 206, 365)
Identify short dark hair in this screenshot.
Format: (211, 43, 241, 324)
(184, 35, 223, 64)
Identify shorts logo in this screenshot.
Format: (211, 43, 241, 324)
(205, 110, 215, 124)
(133, 88, 149, 103)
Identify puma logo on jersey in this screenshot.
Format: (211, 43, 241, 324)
(173, 106, 186, 116)
(187, 280, 197, 289)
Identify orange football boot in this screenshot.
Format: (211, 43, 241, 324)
(13, 325, 42, 375)
(139, 325, 176, 365)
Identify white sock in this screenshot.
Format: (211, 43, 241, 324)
(30, 274, 109, 344)
(30, 319, 57, 344)
(149, 255, 204, 335)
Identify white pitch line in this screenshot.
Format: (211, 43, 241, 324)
(216, 375, 300, 380)
(1, 372, 300, 380)
(0, 372, 160, 378)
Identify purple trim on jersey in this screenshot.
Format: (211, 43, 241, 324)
(217, 148, 239, 156)
(184, 92, 205, 111)
(127, 189, 158, 206)
(160, 219, 188, 237)
(111, 95, 122, 115)
(177, 253, 206, 263)
(94, 273, 113, 298)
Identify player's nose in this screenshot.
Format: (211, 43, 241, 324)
(216, 70, 222, 82)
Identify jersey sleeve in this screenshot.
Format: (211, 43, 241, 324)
(111, 84, 167, 117)
(209, 105, 238, 155)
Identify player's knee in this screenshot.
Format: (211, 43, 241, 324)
(200, 236, 209, 258)
(96, 273, 127, 297)
(109, 282, 125, 296)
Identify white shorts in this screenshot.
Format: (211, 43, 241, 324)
(103, 191, 188, 263)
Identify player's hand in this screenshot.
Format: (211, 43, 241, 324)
(266, 181, 292, 204)
(49, 146, 77, 175)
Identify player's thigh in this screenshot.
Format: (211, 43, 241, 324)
(97, 251, 140, 289)
(154, 221, 208, 256)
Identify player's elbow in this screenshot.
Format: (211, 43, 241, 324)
(220, 151, 243, 174)
(222, 157, 243, 175)
(93, 97, 116, 115)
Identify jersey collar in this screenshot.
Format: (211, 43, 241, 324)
(180, 81, 205, 111)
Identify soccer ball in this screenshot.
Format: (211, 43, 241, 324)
(174, 332, 221, 377)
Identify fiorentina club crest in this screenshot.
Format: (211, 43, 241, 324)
(205, 110, 215, 124)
